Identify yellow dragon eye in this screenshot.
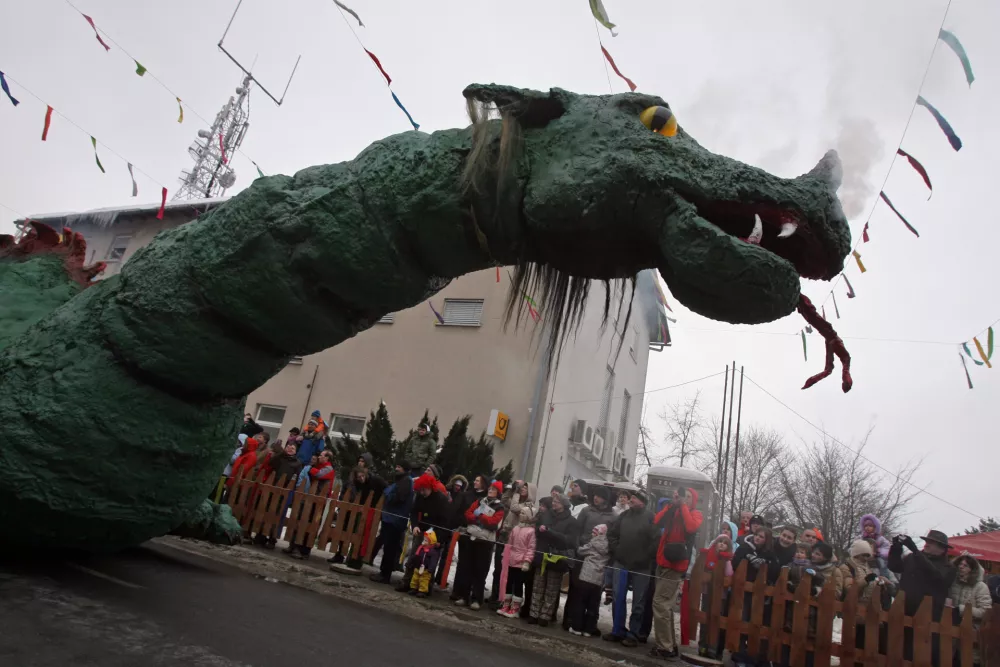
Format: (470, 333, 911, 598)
(640, 106, 678, 137)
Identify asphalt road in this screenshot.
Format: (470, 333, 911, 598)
(0, 543, 577, 667)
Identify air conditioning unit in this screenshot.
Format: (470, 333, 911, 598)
(624, 462, 633, 479)
(612, 446, 624, 477)
(570, 420, 595, 453)
(594, 434, 612, 472)
(591, 433, 606, 464)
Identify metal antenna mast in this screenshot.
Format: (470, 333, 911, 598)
(173, 0, 300, 200)
(173, 74, 253, 200)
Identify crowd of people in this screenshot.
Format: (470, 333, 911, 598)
(698, 512, 997, 665)
(223, 414, 997, 665)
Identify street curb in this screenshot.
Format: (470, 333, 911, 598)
(153, 536, 683, 667)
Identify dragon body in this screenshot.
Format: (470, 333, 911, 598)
(0, 85, 851, 552)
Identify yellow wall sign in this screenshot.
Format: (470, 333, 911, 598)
(487, 409, 509, 441)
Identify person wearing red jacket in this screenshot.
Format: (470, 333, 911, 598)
(649, 487, 703, 660)
(226, 435, 263, 486)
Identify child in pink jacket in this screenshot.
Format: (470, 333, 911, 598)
(497, 505, 537, 618)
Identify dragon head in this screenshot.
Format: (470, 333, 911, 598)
(464, 84, 853, 390)
(464, 84, 851, 325)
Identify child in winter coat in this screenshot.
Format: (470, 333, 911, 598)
(498, 505, 538, 618)
(568, 523, 610, 636)
(697, 534, 735, 658)
(408, 528, 442, 597)
(858, 514, 890, 560)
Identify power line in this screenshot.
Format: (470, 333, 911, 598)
(742, 372, 983, 521)
(551, 370, 725, 406)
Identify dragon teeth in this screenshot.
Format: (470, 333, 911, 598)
(778, 221, 798, 238)
(746, 214, 763, 245)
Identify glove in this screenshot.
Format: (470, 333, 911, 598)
(902, 536, 918, 552)
(521, 562, 531, 572)
(865, 573, 878, 583)
(473, 507, 483, 516)
(418, 565, 425, 575)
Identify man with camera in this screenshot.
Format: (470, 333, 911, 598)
(888, 529, 956, 665)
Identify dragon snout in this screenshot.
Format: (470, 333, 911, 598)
(800, 150, 844, 194)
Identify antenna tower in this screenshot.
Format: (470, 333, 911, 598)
(173, 74, 252, 200)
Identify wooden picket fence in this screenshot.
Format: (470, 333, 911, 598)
(225, 470, 384, 560)
(686, 551, 995, 666)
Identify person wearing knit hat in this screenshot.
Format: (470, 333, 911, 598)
(456, 476, 506, 610)
(407, 528, 442, 597)
(425, 463, 442, 480)
(604, 487, 658, 647)
(568, 479, 589, 519)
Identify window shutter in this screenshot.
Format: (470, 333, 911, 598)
(441, 299, 484, 326)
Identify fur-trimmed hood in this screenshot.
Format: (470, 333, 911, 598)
(859, 513, 882, 537)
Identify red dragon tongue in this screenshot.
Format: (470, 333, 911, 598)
(797, 294, 853, 393)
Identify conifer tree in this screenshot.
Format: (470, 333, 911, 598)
(363, 401, 396, 478)
(435, 415, 472, 480)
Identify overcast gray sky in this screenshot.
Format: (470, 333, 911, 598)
(1, 0, 995, 535)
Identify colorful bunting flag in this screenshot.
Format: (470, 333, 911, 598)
(41, 105, 53, 140)
(334, 1, 365, 27)
(832, 293, 841, 319)
(176, 97, 184, 123)
(844, 274, 856, 298)
(391, 90, 419, 131)
(365, 49, 392, 86)
(959, 352, 974, 389)
(90, 136, 105, 173)
(589, 0, 618, 36)
(81, 14, 111, 52)
(862, 222, 870, 243)
(496, 266, 500, 283)
(938, 29, 974, 87)
(800, 329, 807, 361)
(134, 60, 147, 77)
(127, 163, 138, 196)
(822, 306, 826, 321)
(253, 161, 265, 178)
(896, 148, 932, 198)
(963, 342, 984, 366)
(879, 191, 919, 237)
(156, 187, 167, 220)
(601, 46, 637, 92)
(428, 301, 444, 324)
(852, 250, 866, 273)
(974, 334, 993, 369)
(219, 132, 228, 165)
(805, 325, 813, 333)
(0, 71, 19, 106)
(916, 96, 962, 151)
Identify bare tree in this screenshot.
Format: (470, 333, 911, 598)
(659, 390, 707, 468)
(700, 420, 790, 523)
(781, 428, 922, 554)
(634, 418, 655, 482)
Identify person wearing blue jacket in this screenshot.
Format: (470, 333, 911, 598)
(370, 461, 414, 584)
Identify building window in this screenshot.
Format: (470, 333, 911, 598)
(106, 235, 131, 261)
(378, 313, 395, 324)
(598, 365, 616, 435)
(440, 298, 484, 326)
(330, 413, 366, 440)
(255, 404, 286, 443)
(288, 356, 304, 365)
(618, 389, 631, 450)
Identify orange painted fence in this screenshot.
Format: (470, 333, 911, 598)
(686, 551, 996, 667)
(226, 470, 384, 561)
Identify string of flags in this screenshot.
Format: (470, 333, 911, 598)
(331, 1, 419, 131)
(0, 69, 170, 217)
(959, 325, 996, 389)
(798, 23, 977, 377)
(588, 1, 637, 92)
(62, 3, 265, 176)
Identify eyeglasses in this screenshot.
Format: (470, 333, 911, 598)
(856, 554, 872, 559)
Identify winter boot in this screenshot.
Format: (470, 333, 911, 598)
(497, 595, 513, 617)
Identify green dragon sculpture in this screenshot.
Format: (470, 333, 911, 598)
(0, 84, 852, 552)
